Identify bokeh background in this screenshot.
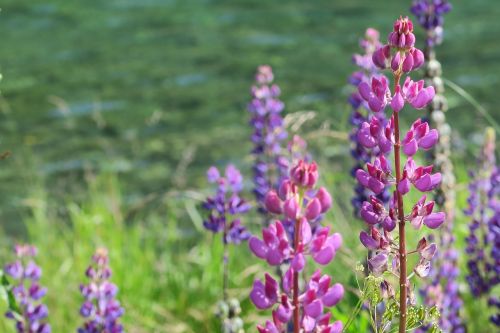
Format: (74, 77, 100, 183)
(0, 0, 499, 332)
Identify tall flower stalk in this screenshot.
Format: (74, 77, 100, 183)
(203, 165, 251, 333)
(78, 248, 124, 333)
(356, 16, 445, 332)
(410, 2, 464, 332)
(465, 128, 499, 327)
(4, 244, 51, 333)
(248, 65, 288, 218)
(248, 159, 343, 332)
(349, 28, 391, 216)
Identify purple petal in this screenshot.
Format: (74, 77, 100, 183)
(250, 280, 274, 309)
(424, 212, 445, 229)
(304, 299, 323, 318)
(322, 283, 344, 306)
(249, 237, 267, 259)
(312, 246, 334, 265)
(359, 231, 378, 250)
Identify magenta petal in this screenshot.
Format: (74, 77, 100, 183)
(322, 283, 344, 306)
(284, 197, 298, 220)
(312, 246, 334, 265)
(283, 268, 293, 293)
(250, 280, 274, 309)
(368, 178, 385, 194)
(264, 191, 283, 214)
(368, 96, 384, 112)
(316, 187, 332, 213)
(402, 53, 414, 72)
(411, 48, 424, 70)
(266, 249, 283, 266)
(419, 129, 439, 149)
(398, 178, 410, 195)
(358, 82, 371, 101)
(275, 304, 292, 323)
(360, 207, 379, 225)
(372, 48, 387, 69)
(330, 233, 342, 250)
(402, 138, 418, 156)
(302, 315, 316, 332)
(304, 299, 323, 318)
(301, 219, 312, 244)
(391, 89, 404, 112)
(355, 169, 370, 187)
(359, 231, 378, 250)
(291, 253, 305, 272)
(305, 198, 322, 221)
(358, 128, 377, 148)
(330, 321, 343, 333)
(249, 237, 267, 259)
(411, 86, 435, 109)
(424, 212, 446, 229)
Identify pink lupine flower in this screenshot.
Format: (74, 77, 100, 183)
(409, 195, 446, 229)
(355, 156, 392, 194)
(250, 273, 279, 310)
(398, 158, 442, 194)
(401, 77, 436, 109)
(402, 119, 439, 156)
(249, 221, 291, 265)
(358, 75, 391, 112)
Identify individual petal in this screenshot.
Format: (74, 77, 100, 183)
(418, 129, 439, 150)
(322, 283, 344, 306)
(316, 187, 332, 213)
(391, 86, 405, 112)
(423, 212, 446, 229)
(411, 48, 424, 70)
(368, 96, 384, 113)
(264, 191, 283, 214)
(206, 166, 220, 183)
(250, 280, 275, 309)
(358, 82, 371, 101)
(355, 169, 370, 187)
(292, 252, 305, 272)
(312, 246, 335, 265)
(414, 260, 431, 278)
(301, 218, 312, 244)
(304, 299, 323, 318)
(410, 86, 435, 109)
(402, 138, 418, 156)
(359, 231, 378, 250)
(305, 198, 322, 221)
(402, 53, 414, 72)
(284, 197, 298, 220)
(398, 178, 410, 195)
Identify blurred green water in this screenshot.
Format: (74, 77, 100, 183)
(0, 0, 499, 228)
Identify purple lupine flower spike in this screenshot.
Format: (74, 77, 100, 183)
(4, 244, 51, 333)
(78, 248, 124, 333)
(349, 28, 391, 216)
(249, 65, 288, 216)
(356, 16, 444, 332)
(249, 159, 344, 332)
(465, 128, 499, 327)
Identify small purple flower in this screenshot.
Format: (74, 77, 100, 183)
(78, 248, 124, 333)
(202, 165, 251, 244)
(402, 119, 439, 156)
(398, 158, 442, 194)
(4, 244, 51, 333)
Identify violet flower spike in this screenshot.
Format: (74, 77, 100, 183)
(78, 248, 124, 333)
(249, 65, 288, 217)
(4, 244, 51, 333)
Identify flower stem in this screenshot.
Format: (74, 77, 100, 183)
(223, 227, 229, 302)
(392, 73, 407, 333)
(293, 216, 301, 333)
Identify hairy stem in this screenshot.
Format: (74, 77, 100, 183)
(293, 216, 301, 333)
(392, 73, 407, 333)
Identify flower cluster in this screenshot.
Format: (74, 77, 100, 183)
(248, 65, 288, 215)
(203, 165, 251, 243)
(465, 128, 499, 327)
(349, 28, 391, 215)
(411, 0, 452, 47)
(78, 248, 124, 333)
(249, 160, 344, 332)
(355, 16, 444, 332)
(4, 244, 51, 333)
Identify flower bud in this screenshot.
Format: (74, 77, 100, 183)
(284, 197, 298, 220)
(264, 191, 283, 214)
(305, 198, 322, 221)
(402, 53, 414, 72)
(316, 187, 332, 213)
